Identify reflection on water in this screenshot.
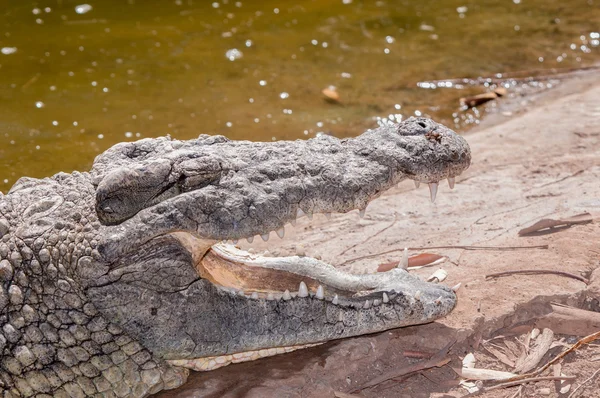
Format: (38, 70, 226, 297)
(0, 0, 599, 191)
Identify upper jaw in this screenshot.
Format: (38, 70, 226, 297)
(95, 118, 470, 257)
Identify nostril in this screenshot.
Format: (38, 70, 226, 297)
(417, 121, 427, 128)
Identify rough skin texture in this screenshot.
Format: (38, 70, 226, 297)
(0, 117, 470, 397)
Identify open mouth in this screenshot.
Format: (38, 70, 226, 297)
(165, 191, 458, 372)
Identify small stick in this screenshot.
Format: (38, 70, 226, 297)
(485, 270, 589, 285)
(464, 376, 577, 396)
(339, 212, 398, 256)
(567, 366, 600, 398)
(339, 245, 548, 266)
(349, 339, 455, 393)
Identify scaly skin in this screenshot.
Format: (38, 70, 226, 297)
(0, 117, 470, 397)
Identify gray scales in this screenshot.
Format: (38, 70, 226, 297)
(0, 117, 471, 397)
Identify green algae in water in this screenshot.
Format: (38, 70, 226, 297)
(0, 0, 599, 192)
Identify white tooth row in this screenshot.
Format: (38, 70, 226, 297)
(219, 281, 392, 308)
(168, 342, 324, 372)
(413, 177, 456, 202)
(231, 206, 369, 244)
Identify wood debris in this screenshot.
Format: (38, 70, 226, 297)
(518, 212, 593, 236)
(322, 85, 340, 102)
(536, 304, 600, 337)
(460, 88, 507, 108)
(514, 328, 554, 374)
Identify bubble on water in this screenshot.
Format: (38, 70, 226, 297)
(225, 48, 243, 61)
(1, 47, 17, 55)
(75, 4, 93, 14)
(125, 132, 133, 138)
(32, 8, 41, 14)
(226, 122, 233, 127)
(384, 48, 390, 54)
(245, 39, 253, 47)
(385, 36, 395, 44)
(456, 6, 468, 13)
(212, 2, 220, 8)
(279, 92, 289, 99)
(341, 72, 352, 78)
(52, 121, 59, 126)
(259, 80, 267, 86)
(35, 101, 45, 108)
(342, 0, 353, 4)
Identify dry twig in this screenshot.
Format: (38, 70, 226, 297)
(349, 340, 455, 393)
(340, 245, 548, 266)
(463, 376, 577, 396)
(567, 366, 600, 398)
(339, 212, 398, 256)
(485, 270, 589, 285)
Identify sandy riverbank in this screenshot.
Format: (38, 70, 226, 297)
(157, 71, 600, 398)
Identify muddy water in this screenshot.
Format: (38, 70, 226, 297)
(0, 0, 599, 192)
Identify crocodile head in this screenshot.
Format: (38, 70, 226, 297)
(87, 117, 470, 372)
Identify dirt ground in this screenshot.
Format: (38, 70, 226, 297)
(157, 71, 600, 398)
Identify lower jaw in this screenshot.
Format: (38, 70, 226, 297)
(167, 342, 324, 372)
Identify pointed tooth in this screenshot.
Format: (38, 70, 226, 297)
(276, 227, 285, 239)
(261, 233, 270, 242)
(232, 239, 238, 244)
(324, 212, 331, 220)
(251, 292, 259, 300)
(282, 290, 292, 300)
(428, 182, 438, 202)
(359, 208, 366, 218)
(363, 300, 371, 309)
(338, 311, 344, 322)
(297, 208, 306, 218)
(382, 292, 389, 303)
(290, 219, 297, 227)
(451, 282, 462, 292)
(415, 290, 422, 301)
(399, 247, 409, 270)
(332, 294, 339, 305)
(298, 282, 308, 298)
(239, 290, 246, 297)
(434, 296, 442, 305)
(246, 236, 254, 244)
(448, 177, 455, 189)
(316, 285, 324, 299)
(307, 212, 313, 220)
(373, 299, 381, 306)
(267, 292, 275, 300)
(414, 180, 420, 188)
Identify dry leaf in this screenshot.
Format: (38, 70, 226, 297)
(322, 86, 340, 102)
(483, 344, 516, 368)
(377, 253, 446, 272)
(460, 92, 499, 108)
(514, 328, 554, 373)
(455, 367, 516, 381)
(518, 212, 592, 236)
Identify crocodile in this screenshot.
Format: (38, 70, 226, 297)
(0, 117, 470, 397)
